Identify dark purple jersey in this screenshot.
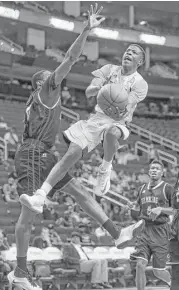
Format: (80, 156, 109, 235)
(23, 75, 61, 148)
(137, 181, 174, 224)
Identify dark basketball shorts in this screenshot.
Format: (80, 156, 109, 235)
(130, 222, 170, 269)
(169, 238, 179, 264)
(15, 139, 73, 196)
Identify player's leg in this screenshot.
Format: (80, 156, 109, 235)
(7, 147, 42, 290)
(169, 238, 179, 290)
(95, 124, 129, 195)
(135, 258, 148, 290)
(21, 172, 144, 248)
(151, 225, 171, 287)
(130, 232, 151, 290)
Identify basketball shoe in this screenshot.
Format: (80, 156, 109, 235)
(8, 269, 41, 290)
(115, 220, 145, 249)
(20, 190, 46, 214)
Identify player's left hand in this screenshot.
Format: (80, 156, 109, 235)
(86, 3, 105, 30)
(149, 207, 162, 221)
(105, 106, 127, 121)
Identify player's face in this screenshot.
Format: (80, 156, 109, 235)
(149, 163, 163, 181)
(122, 45, 143, 69)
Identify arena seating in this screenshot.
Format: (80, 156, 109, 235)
(0, 97, 176, 289)
(133, 117, 179, 143)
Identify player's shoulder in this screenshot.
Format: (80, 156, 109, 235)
(92, 64, 119, 78)
(164, 181, 174, 192)
(135, 72, 148, 87)
(139, 183, 147, 193)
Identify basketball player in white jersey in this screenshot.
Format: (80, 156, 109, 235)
(20, 45, 148, 229)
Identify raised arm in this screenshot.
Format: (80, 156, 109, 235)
(52, 4, 104, 87)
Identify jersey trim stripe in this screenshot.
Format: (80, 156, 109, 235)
(38, 91, 61, 110)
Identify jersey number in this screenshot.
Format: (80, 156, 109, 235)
(147, 206, 152, 216)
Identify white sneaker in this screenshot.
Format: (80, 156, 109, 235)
(7, 270, 42, 290)
(19, 189, 46, 214)
(95, 165, 112, 196)
(115, 220, 145, 249)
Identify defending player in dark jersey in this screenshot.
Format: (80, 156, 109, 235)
(129, 160, 174, 290)
(168, 170, 179, 290)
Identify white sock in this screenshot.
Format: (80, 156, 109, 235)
(40, 182, 52, 196)
(101, 160, 112, 170)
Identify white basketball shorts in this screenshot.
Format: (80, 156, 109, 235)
(64, 112, 130, 152)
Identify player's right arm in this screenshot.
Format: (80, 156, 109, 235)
(85, 64, 112, 98)
(129, 186, 142, 220)
(41, 4, 105, 105)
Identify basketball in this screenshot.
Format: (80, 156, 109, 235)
(97, 84, 128, 117)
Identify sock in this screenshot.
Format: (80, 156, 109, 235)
(41, 181, 52, 195)
(101, 160, 112, 170)
(16, 256, 27, 272)
(136, 262, 146, 290)
(102, 219, 120, 240)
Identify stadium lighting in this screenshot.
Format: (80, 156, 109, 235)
(50, 17, 74, 31)
(92, 28, 119, 40)
(140, 33, 166, 45)
(0, 6, 20, 19)
(139, 21, 147, 25)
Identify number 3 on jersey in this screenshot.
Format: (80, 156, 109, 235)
(147, 205, 152, 216)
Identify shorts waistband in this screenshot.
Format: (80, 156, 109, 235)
(22, 139, 50, 150)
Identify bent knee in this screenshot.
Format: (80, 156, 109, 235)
(93, 259, 101, 266)
(66, 143, 82, 160)
(104, 125, 122, 140)
(16, 221, 33, 233)
(136, 259, 148, 270)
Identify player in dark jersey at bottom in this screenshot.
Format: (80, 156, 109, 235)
(128, 160, 174, 290)
(7, 4, 144, 290)
(168, 170, 179, 290)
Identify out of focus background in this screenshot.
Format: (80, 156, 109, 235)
(0, 1, 179, 289)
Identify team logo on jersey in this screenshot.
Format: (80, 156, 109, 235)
(141, 196, 158, 204)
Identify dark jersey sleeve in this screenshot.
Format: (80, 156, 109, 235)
(165, 183, 174, 207)
(39, 72, 61, 107)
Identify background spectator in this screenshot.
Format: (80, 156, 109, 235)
(2, 177, 19, 203)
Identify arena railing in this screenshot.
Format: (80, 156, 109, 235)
(130, 123, 179, 153)
(135, 141, 178, 166)
(79, 178, 132, 211)
(0, 137, 7, 160)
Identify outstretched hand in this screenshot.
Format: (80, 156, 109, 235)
(86, 3, 105, 30)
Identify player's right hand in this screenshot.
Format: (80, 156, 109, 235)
(127, 201, 134, 209)
(104, 106, 127, 121)
(86, 3, 105, 30)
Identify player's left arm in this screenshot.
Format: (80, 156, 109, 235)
(150, 184, 176, 218)
(122, 78, 148, 120)
(160, 183, 176, 215)
(49, 4, 104, 89)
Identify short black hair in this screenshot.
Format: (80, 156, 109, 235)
(31, 70, 51, 90)
(128, 44, 146, 65)
(150, 159, 164, 169)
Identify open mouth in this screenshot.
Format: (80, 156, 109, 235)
(124, 55, 132, 61)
